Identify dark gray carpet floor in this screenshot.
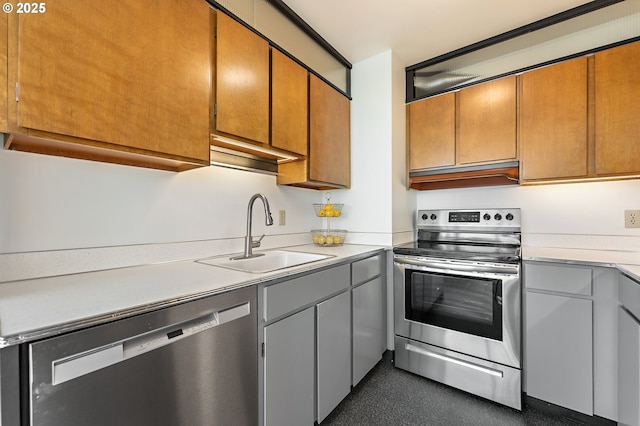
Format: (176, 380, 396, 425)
(321, 354, 593, 426)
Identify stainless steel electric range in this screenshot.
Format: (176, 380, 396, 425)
(393, 208, 522, 410)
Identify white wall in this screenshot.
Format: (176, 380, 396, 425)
(0, 147, 327, 280)
(331, 51, 393, 244)
(0, 148, 324, 253)
(416, 179, 640, 251)
(335, 50, 415, 247)
(391, 50, 415, 244)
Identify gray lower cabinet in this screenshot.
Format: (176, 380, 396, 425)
(317, 290, 351, 423)
(526, 291, 593, 414)
(260, 254, 386, 426)
(523, 261, 618, 421)
(351, 253, 386, 386)
(618, 306, 640, 426)
(618, 274, 640, 426)
(352, 276, 385, 386)
(264, 307, 315, 426)
(261, 263, 351, 426)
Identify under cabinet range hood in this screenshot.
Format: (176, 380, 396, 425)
(409, 161, 519, 191)
(209, 135, 302, 174)
(210, 145, 279, 175)
(210, 135, 301, 162)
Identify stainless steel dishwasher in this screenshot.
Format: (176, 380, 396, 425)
(27, 286, 257, 426)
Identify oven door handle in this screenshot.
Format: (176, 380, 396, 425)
(394, 256, 519, 275)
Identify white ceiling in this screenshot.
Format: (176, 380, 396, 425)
(282, 0, 594, 67)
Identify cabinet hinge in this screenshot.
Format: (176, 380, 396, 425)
(214, 103, 217, 116)
(261, 342, 265, 357)
(15, 83, 19, 102)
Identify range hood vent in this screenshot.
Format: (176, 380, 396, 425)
(210, 145, 278, 175)
(209, 134, 304, 175)
(211, 135, 300, 162)
(409, 161, 519, 191)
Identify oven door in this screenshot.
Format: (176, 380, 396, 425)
(394, 255, 521, 368)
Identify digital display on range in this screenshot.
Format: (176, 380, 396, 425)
(448, 211, 480, 223)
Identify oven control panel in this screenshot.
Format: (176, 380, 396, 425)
(417, 208, 521, 230)
(448, 211, 481, 223)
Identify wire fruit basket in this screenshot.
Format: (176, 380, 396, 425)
(311, 193, 347, 246)
(313, 203, 343, 217)
(311, 229, 347, 247)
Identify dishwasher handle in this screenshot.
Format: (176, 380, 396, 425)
(52, 301, 251, 385)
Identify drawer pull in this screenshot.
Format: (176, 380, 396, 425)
(405, 343, 504, 378)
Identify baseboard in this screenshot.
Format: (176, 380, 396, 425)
(524, 395, 616, 426)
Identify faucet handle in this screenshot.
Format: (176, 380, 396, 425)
(252, 234, 265, 248)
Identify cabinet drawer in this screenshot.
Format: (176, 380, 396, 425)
(264, 264, 350, 322)
(620, 274, 640, 320)
(352, 254, 382, 285)
(525, 263, 592, 296)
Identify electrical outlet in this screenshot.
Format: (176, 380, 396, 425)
(278, 210, 286, 226)
(625, 210, 640, 228)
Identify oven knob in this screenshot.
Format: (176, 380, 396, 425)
(421, 214, 428, 220)
(506, 213, 514, 221)
(494, 213, 502, 221)
(483, 213, 491, 221)
(430, 214, 437, 221)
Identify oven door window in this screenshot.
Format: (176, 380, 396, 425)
(405, 270, 503, 341)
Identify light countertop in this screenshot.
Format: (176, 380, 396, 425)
(522, 245, 640, 281)
(5, 243, 638, 348)
(0, 244, 385, 348)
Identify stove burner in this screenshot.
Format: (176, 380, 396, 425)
(393, 208, 522, 264)
(393, 241, 520, 264)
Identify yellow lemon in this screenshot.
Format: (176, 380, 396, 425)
(318, 209, 326, 217)
(317, 236, 327, 245)
(326, 236, 335, 245)
(323, 204, 334, 211)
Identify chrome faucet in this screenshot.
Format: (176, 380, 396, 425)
(231, 193, 274, 260)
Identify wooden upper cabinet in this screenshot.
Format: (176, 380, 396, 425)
(408, 93, 455, 170)
(0, 12, 7, 133)
(595, 41, 640, 176)
(407, 77, 515, 174)
(458, 76, 516, 164)
(519, 57, 588, 181)
(276, 75, 350, 190)
(271, 49, 308, 156)
(309, 74, 350, 187)
(9, 0, 211, 170)
(214, 12, 269, 145)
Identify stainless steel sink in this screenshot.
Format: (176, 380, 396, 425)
(197, 250, 334, 273)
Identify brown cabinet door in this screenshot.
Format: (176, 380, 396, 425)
(0, 12, 7, 133)
(272, 49, 308, 156)
(520, 57, 588, 181)
(595, 41, 640, 176)
(16, 0, 211, 163)
(458, 76, 516, 164)
(215, 12, 269, 145)
(408, 93, 455, 170)
(309, 75, 350, 188)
